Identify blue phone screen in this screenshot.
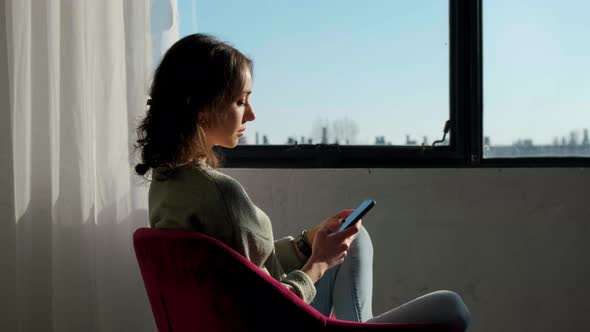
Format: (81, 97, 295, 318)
(338, 199, 375, 232)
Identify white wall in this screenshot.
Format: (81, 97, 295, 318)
(224, 167, 590, 332)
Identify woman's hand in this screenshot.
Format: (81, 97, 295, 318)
(305, 209, 354, 244)
(300, 211, 362, 283)
(309, 217, 361, 269)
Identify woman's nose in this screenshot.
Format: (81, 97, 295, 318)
(245, 104, 256, 122)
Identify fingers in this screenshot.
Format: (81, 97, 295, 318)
(322, 221, 341, 233)
(348, 220, 362, 233)
(323, 209, 355, 230)
(329, 224, 359, 241)
(319, 225, 332, 235)
(341, 242, 350, 251)
(324, 215, 350, 231)
(333, 209, 354, 218)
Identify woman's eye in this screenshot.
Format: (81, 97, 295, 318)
(237, 100, 247, 106)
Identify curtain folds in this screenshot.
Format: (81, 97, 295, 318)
(1, 0, 179, 331)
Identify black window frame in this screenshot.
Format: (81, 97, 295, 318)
(218, 0, 590, 168)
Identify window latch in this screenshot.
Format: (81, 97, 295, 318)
(432, 120, 451, 147)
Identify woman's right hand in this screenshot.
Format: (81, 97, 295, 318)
(310, 217, 361, 269)
(300, 214, 361, 282)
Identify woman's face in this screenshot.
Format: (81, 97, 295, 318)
(202, 69, 255, 149)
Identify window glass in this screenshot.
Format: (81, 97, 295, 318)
(178, 0, 449, 146)
(483, 0, 590, 158)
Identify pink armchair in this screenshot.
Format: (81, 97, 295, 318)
(133, 227, 462, 332)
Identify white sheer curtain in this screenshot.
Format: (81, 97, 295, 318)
(0, 0, 178, 331)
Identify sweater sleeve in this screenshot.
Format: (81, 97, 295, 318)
(211, 173, 316, 304)
(274, 236, 307, 273)
(280, 270, 317, 304)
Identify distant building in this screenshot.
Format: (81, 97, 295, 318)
(405, 134, 417, 145)
(486, 130, 590, 157)
(569, 131, 579, 146)
(514, 139, 533, 147)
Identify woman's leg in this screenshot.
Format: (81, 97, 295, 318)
(366, 290, 471, 330)
(308, 260, 336, 317)
(309, 225, 374, 322)
(309, 226, 471, 329)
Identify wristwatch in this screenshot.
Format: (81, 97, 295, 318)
(295, 229, 312, 258)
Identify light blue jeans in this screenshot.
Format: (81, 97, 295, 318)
(310, 226, 471, 330)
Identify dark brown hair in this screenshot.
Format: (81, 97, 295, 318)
(134, 33, 253, 177)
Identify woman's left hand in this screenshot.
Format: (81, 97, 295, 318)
(305, 209, 355, 244)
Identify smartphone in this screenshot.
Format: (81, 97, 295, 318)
(337, 199, 376, 232)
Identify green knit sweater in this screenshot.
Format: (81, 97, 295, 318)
(148, 163, 317, 304)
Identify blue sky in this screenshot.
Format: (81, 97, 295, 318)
(176, 0, 589, 146)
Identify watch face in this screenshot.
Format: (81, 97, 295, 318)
(297, 237, 311, 257)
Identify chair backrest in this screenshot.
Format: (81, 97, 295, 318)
(133, 227, 327, 332)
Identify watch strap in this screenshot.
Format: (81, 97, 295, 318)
(295, 230, 312, 258)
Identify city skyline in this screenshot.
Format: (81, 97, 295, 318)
(239, 126, 590, 149)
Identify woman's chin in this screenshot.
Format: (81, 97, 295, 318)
(217, 140, 239, 149)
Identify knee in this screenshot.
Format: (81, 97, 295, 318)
(356, 225, 371, 242)
(430, 290, 471, 330)
(352, 225, 373, 252)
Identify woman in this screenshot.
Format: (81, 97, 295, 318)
(135, 33, 470, 329)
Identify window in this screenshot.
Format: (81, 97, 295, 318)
(483, 0, 590, 158)
(173, 0, 590, 167)
(179, 0, 449, 147)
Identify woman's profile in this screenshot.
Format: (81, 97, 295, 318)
(135, 33, 470, 329)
